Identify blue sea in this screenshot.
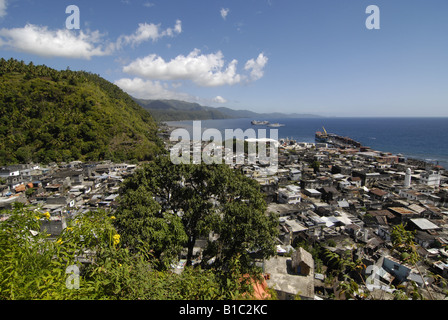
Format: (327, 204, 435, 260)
(165, 117, 448, 169)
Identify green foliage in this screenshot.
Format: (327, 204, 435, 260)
(311, 160, 321, 173)
(0, 203, 127, 299)
(326, 239, 336, 247)
(391, 224, 420, 264)
(0, 204, 258, 300)
(0, 58, 163, 165)
(210, 168, 278, 269)
(114, 156, 278, 273)
(337, 275, 361, 300)
(25, 187, 36, 198)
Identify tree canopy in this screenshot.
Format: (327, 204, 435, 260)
(113, 155, 278, 272)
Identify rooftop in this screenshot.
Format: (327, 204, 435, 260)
(388, 207, 418, 215)
(264, 256, 314, 300)
(410, 218, 441, 231)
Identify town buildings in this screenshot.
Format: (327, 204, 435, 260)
(233, 136, 448, 300)
(0, 161, 136, 237)
(2, 130, 448, 300)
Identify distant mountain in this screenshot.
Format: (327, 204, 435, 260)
(215, 107, 321, 119)
(133, 99, 322, 121)
(133, 99, 232, 121)
(0, 58, 163, 165)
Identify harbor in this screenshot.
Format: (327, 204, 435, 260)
(315, 127, 362, 149)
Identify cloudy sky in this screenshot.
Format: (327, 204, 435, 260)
(0, 0, 447, 116)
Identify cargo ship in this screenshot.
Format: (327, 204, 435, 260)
(315, 127, 362, 148)
(315, 127, 329, 143)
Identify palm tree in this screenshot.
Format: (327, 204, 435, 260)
(391, 224, 434, 299)
(337, 275, 361, 300)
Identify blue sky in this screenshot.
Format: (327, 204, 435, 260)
(0, 0, 447, 117)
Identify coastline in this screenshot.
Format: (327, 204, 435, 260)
(163, 117, 448, 169)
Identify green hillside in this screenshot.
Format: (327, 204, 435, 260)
(134, 98, 232, 121)
(0, 58, 163, 165)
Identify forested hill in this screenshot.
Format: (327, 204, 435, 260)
(133, 98, 232, 121)
(134, 98, 322, 121)
(0, 58, 163, 165)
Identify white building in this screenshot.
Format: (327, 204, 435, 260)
(419, 170, 441, 187)
(289, 168, 302, 181)
(278, 185, 301, 204)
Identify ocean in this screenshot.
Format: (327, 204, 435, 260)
(165, 117, 448, 169)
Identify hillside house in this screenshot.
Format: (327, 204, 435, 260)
(291, 247, 314, 276)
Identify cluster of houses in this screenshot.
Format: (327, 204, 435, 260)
(0, 161, 137, 237)
(2, 129, 448, 300)
(159, 125, 448, 299)
(159, 126, 448, 300)
(234, 137, 448, 300)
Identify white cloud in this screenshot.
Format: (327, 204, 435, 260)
(213, 96, 228, 104)
(116, 20, 182, 49)
(0, 18, 183, 59)
(143, 2, 155, 8)
(220, 8, 230, 20)
(0, 0, 7, 18)
(0, 24, 111, 59)
(115, 77, 197, 101)
(244, 53, 268, 81)
(122, 49, 267, 87)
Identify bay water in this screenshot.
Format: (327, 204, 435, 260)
(166, 117, 448, 168)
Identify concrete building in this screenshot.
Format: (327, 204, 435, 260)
(420, 170, 441, 187)
(278, 185, 301, 204)
(291, 247, 314, 276)
(264, 248, 315, 300)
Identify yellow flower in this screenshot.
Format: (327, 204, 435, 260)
(43, 212, 51, 220)
(113, 234, 120, 246)
(56, 238, 63, 245)
(66, 227, 73, 232)
(34, 216, 40, 220)
(110, 216, 116, 220)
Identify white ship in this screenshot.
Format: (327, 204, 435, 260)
(251, 120, 270, 125)
(267, 123, 285, 128)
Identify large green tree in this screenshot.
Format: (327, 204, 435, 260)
(113, 162, 187, 269)
(113, 155, 278, 272)
(207, 166, 278, 269)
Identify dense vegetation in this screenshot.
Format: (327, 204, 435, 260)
(134, 99, 232, 121)
(0, 204, 260, 300)
(0, 58, 163, 165)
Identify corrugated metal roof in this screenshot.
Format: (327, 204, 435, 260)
(388, 207, 417, 215)
(410, 218, 440, 230)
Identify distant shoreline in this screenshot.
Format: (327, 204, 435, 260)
(162, 117, 448, 169)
